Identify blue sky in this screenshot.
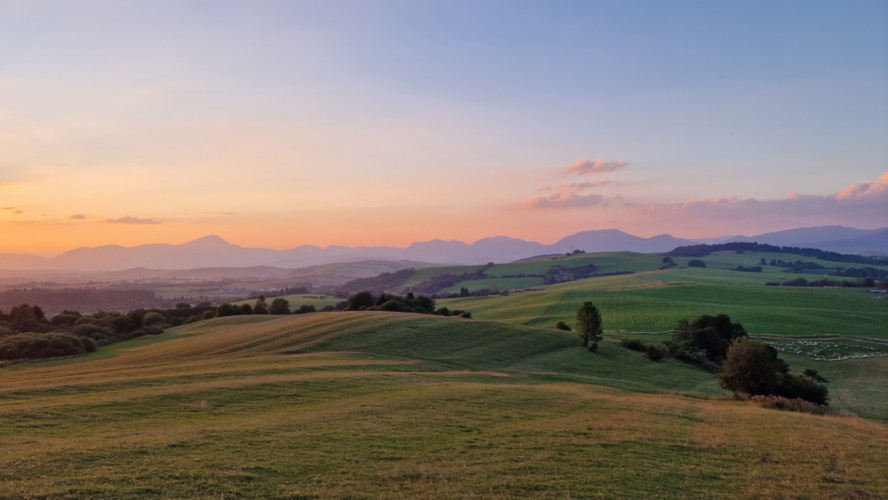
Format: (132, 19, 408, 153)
(0, 0, 886, 252)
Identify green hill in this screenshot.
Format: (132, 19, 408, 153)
(1, 313, 886, 498)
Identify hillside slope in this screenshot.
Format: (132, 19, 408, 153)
(1, 313, 886, 498)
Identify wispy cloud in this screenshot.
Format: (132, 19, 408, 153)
(206, 212, 235, 216)
(522, 192, 604, 209)
(560, 159, 627, 177)
(69, 214, 86, 220)
(105, 215, 161, 224)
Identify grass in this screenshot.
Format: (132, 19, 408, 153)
(441, 271, 888, 338)
(231, 293, 341, 309)
(1, 313, 886, 498)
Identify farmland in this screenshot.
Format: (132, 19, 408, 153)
(1, 313, 886, 498)
(2, 249, 887, 498)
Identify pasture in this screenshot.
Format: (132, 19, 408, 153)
(2, 313, 886, 498)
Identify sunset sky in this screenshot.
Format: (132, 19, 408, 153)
(1, 0, 886, 254)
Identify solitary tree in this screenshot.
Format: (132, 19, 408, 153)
(254, 296, 269, 315)
(718, 338, 786, 396)
(576, 301, 603, 351)
(269, 297, 291, 315)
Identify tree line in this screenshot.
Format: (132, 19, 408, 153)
(665, 242, 888, 266)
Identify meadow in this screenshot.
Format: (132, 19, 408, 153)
(2, 313, 886, 498)
(2, 250, 887, 498)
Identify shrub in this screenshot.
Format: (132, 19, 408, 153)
(774, 372, 829, 406)
(620, 338, 646, 352)
(718, 339, 785, 396)
(750, 395, 830, 415)
(646, 344, 666, 361)
(555, 321, 572, 331)
(459, 311, 472, 319)
(269, 298, 291, 315)
(0, 332, 94, 361)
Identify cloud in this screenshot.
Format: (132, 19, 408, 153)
(558, 180, 612, 193)
(836, 172, 888, 200)
(522, 192, 604, 209)
(206, 212, 235, 216)
(2, 206, 15, 210)
(105, 215, 161, 224)
(560, 159, 628, 177)
(69, 214, 86, 220)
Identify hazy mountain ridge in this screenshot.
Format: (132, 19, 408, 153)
(1, 226, 885, 272)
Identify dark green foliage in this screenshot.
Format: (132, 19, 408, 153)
(253, 296, 269, 314)
(0, 332, 96, 361)
(774, 373, 829, 406)
(346, 291, 375, 311)
(719, 339, 829, 406)
(346, 291, 440, 315)
(555, 321, 571, 331)
(575, 301, 603, 350)
(459, 311, 472, 319)
(269, 298, 291, 315)
(645, 344, 666, 361)
(687, 259, 706, 268)
(671, 314, 747, 363)
(297, 304, 316, 314)
(718, 339, 785, 396)
(620, 338, 646, 352)
(216, 303, 238, 317)
(734, 265, 763, 273)
(803, 368, 829, 383)
(666, 241, 888, 265)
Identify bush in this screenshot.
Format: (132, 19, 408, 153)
(269, 298, 291, 315)
(774, 372, 829, 406)
(749, 395, 830, 415)
(0, 332, 94, 361)
(646, 344, 666, 361)
(459, 311, 472, 319)
(555, 321, 572, 331)
(620, 338, 646, 352)
(687, 259, 706, 268)
(718, 339, 785, 396)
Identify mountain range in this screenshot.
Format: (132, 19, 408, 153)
(1, 226, 885, 272)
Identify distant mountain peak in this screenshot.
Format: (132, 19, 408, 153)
(181, 234, 232, 247)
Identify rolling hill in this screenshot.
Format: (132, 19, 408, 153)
(1, 312, 885, 498)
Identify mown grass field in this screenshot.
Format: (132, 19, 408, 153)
(2, 313, 886, 498)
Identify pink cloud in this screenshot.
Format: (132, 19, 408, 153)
(558, 180, 612, 193)
(560, 159, 627, 176)
(836, 172, 888, 200)
(522, 192, 604, 209)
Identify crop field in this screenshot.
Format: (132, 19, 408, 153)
(2, 313, 886, 498)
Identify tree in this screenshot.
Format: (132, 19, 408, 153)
(254, 296, 269, 314)
(346, 291, 374, 311)
(718, 339, 786, 396)
(575, 301, 603, 351)
(269, 298, 291, 315)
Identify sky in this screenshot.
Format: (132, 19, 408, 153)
(1, 0, 886, 254)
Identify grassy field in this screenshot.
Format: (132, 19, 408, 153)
(232, 294, 342, 309)
(2, 313, 886, 498)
